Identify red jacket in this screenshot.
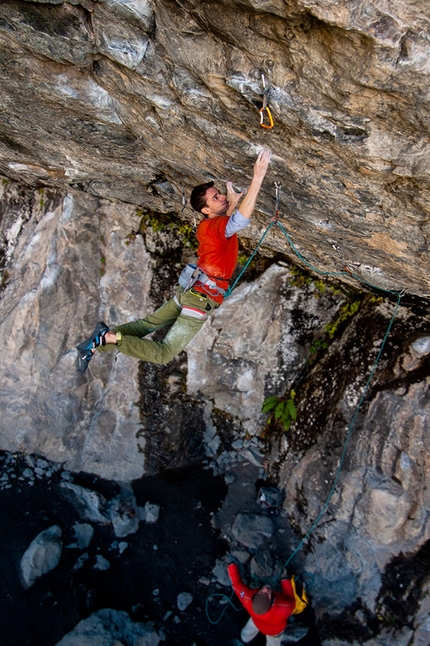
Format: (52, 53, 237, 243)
(228, 563, 296, 636)
(194, 215, 238, 303)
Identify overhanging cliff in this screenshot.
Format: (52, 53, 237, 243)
(0, 0, 429, 298)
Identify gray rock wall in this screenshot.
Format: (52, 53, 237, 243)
(0, 179, 148, 479)
(275, 302, 430, 629)
(0, 174, 429, 643)
(0, 0, 429, 298)
(1, 1, 430, 640)
(187, 262, 345, 435)
(0, 177, 351, 480)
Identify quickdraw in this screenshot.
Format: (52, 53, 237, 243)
(274, 181, 281, 221)
(259, 73, 274, 129)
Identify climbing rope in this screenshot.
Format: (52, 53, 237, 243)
(225, 220, 276, 297)
(281, 289, 403, 570)
(209, 185, 406, 620)
(205, 590, 243, 625)
(205, 554, 246, 625)
(226, 182, 405, 299)
(229, 185, 406, 565)
(204, 294, 402, 622)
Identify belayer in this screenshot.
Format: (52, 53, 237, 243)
(228, 562, 308, 645)
(76, 149, 271, 373)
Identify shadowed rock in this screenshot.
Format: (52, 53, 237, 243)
(20, 525, 63, 589)
(54, 608, 160, 646)
(232, 512, 275, 549)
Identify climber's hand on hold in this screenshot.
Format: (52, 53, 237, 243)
(253, 149, 271, 181)
(238, 149, 272, 220)
(226, 181, 244, 217)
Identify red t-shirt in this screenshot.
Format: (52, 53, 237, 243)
(228, 563, 296, 636)
(194, 215, 238, 303)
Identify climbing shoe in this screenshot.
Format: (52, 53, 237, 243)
(76, 321, 109, 374)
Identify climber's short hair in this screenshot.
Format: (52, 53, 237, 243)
(190, 181, 214, 213)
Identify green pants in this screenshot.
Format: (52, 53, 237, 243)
(98, 287, 219, 365)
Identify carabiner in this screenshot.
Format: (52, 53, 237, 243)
(260, 106, 274, 129)
(259, 73, 274, 129)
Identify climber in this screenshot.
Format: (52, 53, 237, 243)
(227, 562, 298, 645)
(76, 149, 271, 373)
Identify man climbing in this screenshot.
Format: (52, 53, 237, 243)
(76, 149, 271, 373)
(227, 562, 304, 645)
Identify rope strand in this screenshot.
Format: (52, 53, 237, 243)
(208, 187, 405, 622)
(281, 292, 403, 571)
(227, 182, 404, 299)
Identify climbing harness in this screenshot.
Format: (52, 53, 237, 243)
(260, 73, 274, 130)
(178, 263, 226, 296)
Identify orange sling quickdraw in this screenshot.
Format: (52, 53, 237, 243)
(260, 105, 274, 129)
(260, 73, 274, 129)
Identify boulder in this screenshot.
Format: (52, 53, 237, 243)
(176, 592, 193, 612)
(249, 550, 283, 581)
(231, 513, 275, 550)
(94, 555, 110, 571)
(108, 490, 140, 538)
(67, 523, 94, 550)
(138, 502, 160, 525)
(20, 525, 63, 589)
(54, 608, 160, 646)
(211, 557, 232, 587)
(61, 483, 110, 524)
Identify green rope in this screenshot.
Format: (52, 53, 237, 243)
(281, 291, 402, 570)
(275, 220, 403, 296)
(211, 294, 402, 615)
(225, 220, 276, 297)
(226, 214, 404, 299)
(215, 205, 405, 614)
(205, 590, 243, 625)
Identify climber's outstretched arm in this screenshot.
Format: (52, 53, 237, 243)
(225, 181, 244, 217)
(238, 149, 271, 220)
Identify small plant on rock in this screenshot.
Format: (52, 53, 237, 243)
(100, 254, 106, 277)
(324, 298, 361, 339)
(309, 338, 329, 355)
(262, 390, 297, 432)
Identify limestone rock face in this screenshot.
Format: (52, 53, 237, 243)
(0, 2, 430, 638)
(187, 261, 345, 436)
(0, 179, 149, 480)
(276, 303, 430, 621)
(0, 177, 346, 478)
(0, 176, 429, 642)
(0, 0, 429, 298)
